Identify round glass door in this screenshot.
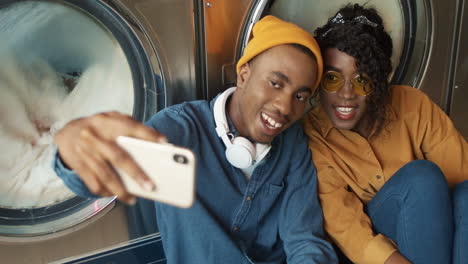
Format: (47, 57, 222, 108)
(0, 0, 162, 240)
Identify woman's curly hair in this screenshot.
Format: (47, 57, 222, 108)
(315, 3, 393, 136)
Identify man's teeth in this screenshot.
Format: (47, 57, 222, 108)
(261, 113, 283, 128)
(336, 107, 355, 114)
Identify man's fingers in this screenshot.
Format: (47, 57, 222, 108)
(79, 143, 137, 205)
(89, 112, 167, 144)
(117, 117, 168, 143)
(75, 143, 119, 195)
(131, 126, 168, 144)
(72, 157, 105, 195)
(82, 128, 156, 192)
(55, 112, 161, 205)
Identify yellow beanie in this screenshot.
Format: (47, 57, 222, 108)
(236, 15, 323, 91)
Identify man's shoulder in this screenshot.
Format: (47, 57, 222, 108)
(147, 100, 212, 124)
(145, 100, 211, 130)
(159, 100, 211, 116)
(145, 100, 214, 146)
(277, 122, 308, 148)
(283, 122, 303, 136)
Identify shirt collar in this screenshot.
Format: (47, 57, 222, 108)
(307, 106, 335, 138)
(307, 102, 398, 139)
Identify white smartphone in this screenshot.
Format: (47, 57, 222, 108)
(115, 136, 196, 208)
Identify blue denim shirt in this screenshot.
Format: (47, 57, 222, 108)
(54, 98, 337, 264)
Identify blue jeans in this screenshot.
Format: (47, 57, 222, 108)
(453, 179, 468, 264)
(365, 160, 468, 264)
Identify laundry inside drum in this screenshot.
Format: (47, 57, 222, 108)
(0, 1, 134, 209)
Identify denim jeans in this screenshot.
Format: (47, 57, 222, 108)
(365, 160, 468, 264)
(453, 180, 468, 264)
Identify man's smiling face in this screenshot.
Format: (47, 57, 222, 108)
(229, 44, 317, 144)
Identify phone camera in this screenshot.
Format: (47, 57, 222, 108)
(173, 154, 188, 164)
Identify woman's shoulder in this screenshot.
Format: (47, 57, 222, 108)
(391, 85, 431, 102)
(390, 85, 434, 111)
(388, 85, 443, 134)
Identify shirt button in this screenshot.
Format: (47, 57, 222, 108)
(233, 226, 239, 232)
(376, 175, 382, 179)
(246, 196, 252, 201)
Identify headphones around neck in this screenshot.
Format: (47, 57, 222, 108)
(214, 87, 271, 169)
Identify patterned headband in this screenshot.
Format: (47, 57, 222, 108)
(321, 13, 378, 37)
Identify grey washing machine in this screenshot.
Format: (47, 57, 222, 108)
(201, 0, 468, 139)
(0, 0, 199, 263)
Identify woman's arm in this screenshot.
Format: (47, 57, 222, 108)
(315, 160, 397, 264)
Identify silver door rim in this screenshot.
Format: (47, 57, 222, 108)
(0, 0, 164, 241)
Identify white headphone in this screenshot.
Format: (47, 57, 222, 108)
(214, 87, 271, 169)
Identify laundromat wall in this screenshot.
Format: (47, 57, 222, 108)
(0, 0, 467, 263)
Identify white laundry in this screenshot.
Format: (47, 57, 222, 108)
(0, 2, 134, 208)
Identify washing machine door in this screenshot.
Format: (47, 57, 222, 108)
(203, 0, 465, 137)
(0, 0, 200, 262)
(0, 0, 163, 243)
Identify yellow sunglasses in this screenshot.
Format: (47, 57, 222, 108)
(321, 71, 373, 96)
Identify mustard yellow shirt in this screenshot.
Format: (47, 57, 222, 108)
(303, 85, 468, 264)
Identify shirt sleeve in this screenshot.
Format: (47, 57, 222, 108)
(418, 92, 468, 186)
(278, 126, 338, 264)
(314, 159, 397, 264)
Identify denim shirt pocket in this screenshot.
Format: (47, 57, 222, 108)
(254, 182, 285, 250)
(259, 182, 284, 215)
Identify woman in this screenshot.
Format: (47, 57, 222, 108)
(303, 4, 468, 264)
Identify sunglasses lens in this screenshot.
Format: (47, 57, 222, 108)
(352, 75, 372, 96)
(321, 71, 373, 96)
(321, 71, 343, 92)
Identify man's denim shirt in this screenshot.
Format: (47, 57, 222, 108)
(54, 97, 338, 264)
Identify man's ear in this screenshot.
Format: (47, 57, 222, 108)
(236, 63, 251, 88)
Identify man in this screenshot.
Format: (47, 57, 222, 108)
(53, 15, 337, 263)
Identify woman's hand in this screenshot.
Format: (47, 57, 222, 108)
(55, 111, 168, 205)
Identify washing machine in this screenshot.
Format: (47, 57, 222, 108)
(0, 0, 199, 263)
(201, 0, 468, 139)
(2, 0, 467, 263)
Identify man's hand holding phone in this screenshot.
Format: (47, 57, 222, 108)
(116, 136, 196, 208)
(55, 112, 167, 205)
